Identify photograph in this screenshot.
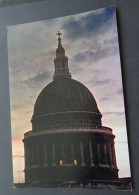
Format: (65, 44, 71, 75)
(7, 6, 132, 190)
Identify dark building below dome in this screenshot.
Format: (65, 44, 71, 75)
(23, 31, 119, 187)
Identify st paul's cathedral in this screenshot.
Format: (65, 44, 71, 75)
(22, 32, 131, 189)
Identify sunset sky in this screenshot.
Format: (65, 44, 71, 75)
(7, 6, 131, 183)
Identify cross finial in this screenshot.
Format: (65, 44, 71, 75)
(56, 31, 62, 38)
(56, 31, 62, 47)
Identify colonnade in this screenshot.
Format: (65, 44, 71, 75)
(25, 140, 117, 169)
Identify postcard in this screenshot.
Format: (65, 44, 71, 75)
(7, 6, 132, 190)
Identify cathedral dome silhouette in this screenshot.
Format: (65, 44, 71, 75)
(32, 77, 102, 131)
(23, 31, 119, 186)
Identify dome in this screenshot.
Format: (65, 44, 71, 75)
(23, 32, 119, 186)
(32, 77, 100, 119)
(31, 32, 102, 131)
(56, 46, 65, 53)
(31, 77, 102, 131)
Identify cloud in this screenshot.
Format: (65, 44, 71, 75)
(72, 45, 118, 64)
(13, 155, 18, 158)
(62, 6, 116, 41)
(99, 97, 109, 101)
(70, 63, 82, 74)
(103, 37, 118, 46)
(16, 170, 23, 173)
(19, 155, 24, 158)
(93, 79, 111, 86)
(117, 88, 123, 95)
(117, 141, 128, 144)
(103, 111, 125, 116)
(93, 69, 102, 73)
(13, 155, 24, 158)
(11, 104, 23, 110)
(23, 71, 52, 88)
(30, 71, 51, 83)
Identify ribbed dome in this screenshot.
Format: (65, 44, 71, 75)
(32, 77, 100, 119)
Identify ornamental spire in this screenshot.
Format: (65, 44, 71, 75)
(53, 31, 71, 79)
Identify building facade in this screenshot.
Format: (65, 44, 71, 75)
(23, 32, 119, 187)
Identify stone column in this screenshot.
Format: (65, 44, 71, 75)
(62, 143, 65, 164)
(97, 143, 101, 165)
(109, 143, 113, 167)
(80, 141, 85, 166)
(31, 145, 33, 166)
(111, 142, 117, 168)
(43, 143, 47, 167)
(52, 143, 56, 166)
(71, 143, 74, 164)
(104, 143, 107, 165)
(25, 146, 28, 169)
(28, 146, 31, 168)
(24, 146, 26, 167)
(89, 141, 94, 166)
(36, 143, 40, 167)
